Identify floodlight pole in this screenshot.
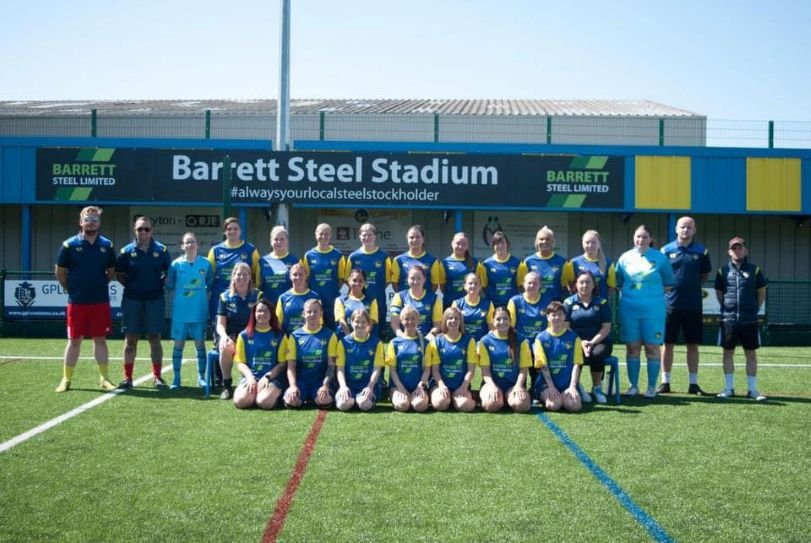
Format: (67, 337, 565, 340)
(275, 0, 291, 227)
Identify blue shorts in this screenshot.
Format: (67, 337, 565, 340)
(171, 321, 207, 342)
(620, 311, 665, 345)
(297, 381, 326, 404)
(122, 298, 165, 335)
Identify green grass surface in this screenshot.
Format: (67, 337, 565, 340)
(1, 340, 809, 542)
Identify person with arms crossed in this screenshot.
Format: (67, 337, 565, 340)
(715, 237, 768, 401)
(658, 216, 712, 395)
(165, 232, 213, 389)
(116, 216, 172, 389)
(54, 206, 118, 392)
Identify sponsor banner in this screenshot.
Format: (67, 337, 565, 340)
(4, 280, 123, 320)
(36, 148, 625, 210)
(472, 211, 568, 258)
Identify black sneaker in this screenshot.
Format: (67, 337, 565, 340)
(118, 379, 133, 390)
(655, 383, 671, 394)
(220, 387, 233, 400)
(688, 383, 707, 395)
(154, 377, 167, 389)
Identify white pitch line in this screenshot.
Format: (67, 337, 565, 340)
(0, 363, 187, 454)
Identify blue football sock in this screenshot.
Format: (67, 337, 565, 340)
(627, 357, 641, 388)
(172, 346, 183, 373)
(647, 359, 661, 390)
(196, 347, 207, 377)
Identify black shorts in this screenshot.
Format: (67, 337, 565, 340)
(718, 322, 761, 351)
(583, 342, 613, 372)
(665, 309, 703, 344)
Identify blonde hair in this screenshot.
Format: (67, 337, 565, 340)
(582, 229, 607, 274)
(80, 206, 102, 219)
(440, 306, 465, 335)
(228, 262, 256, 296)
(315, 223, 331, 235)
(270, 225, 288, 240)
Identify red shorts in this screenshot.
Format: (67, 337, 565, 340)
(66, 303, 112, 339)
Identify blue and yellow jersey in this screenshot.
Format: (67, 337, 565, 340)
(334, 293, 379, 338)
(287, 326, 338, 389)
(234, 327, 288, 380)
(385, 335, 426, 392)
(479, 254, 520, 308)
(518, 252, 568, 306)
(563, 294, 611, 341)
(533, 328, 583, 391)
(275, 288, 322, 334)
(208, 240, 260, 300)
(615, 248, 675, 316)
(439, 255, 482, 308)
(56, 233, 116, 304)
(302, 246, 347, 307)
(507, 292, 547, 343)
(561, 254, 617, 300)
(167, 255, 213, 325)
(451, 295, 494, 341)
(335, 333, 384, 391)
(258, 252, 299, 305)
(217, 289, 262, 336)
(345, 247, 389, 308)
(478, 331, 531, 392)
(389, 251, 442, 292)
(390, 288, 442, 336)
(426, 334, 477, 391)
(116, 239, 172, 301)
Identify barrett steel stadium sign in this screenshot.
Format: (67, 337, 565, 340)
(36, 148, 624, 209)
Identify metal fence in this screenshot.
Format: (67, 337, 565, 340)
(2, 269, 809, 344)
(1, 110, 810, 149)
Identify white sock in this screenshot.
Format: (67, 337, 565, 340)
(725, 373, 734, 390)
(688, 373, 698, 385)
(662, 371, 671, 384)
(748, 375, 757, 391)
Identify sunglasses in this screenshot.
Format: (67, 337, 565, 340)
(82, 216, 100, 223)
(136, 227, 152, 233)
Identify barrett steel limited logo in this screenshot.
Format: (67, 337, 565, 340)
(14, 281, 36, 307)
(50, 148, 117, 201)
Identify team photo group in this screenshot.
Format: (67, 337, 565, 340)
(53, 205, 769, 414)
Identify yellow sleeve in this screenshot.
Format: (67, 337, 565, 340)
(561, 261, 574, 287)
(275, 300, 285, 328)
(430, 260, 442, 288)
(533, 338, 548, 369)
(388, 257, 399, 286)
(516, 261, 528, 286)
(425, 339, 438, 367)
(519, 340, 532, 368)
(606, 264, 617, 289)
(277, 335, 289, 364)
(234, 335, 247, 365)
(286, 335, 297, 362)
(207, 248, 216, 275)
(436, 259, 447, 287)
(478, 340, 490, 367)
(486, 302, 495, 328)
(251, 249, 261, 285)
(370, 299, 379, 323)
(507, 299, 517, 328)
(390, 293, 404, 315)
(477, 261, 488, 289)
(385, 342, 396, 366)
(334, 297, 346, 322)
(328, 333, 338, 357)
(465, 337, 478, 365)
(338, 255, 348, 283)
(574, 337, 584, 366)
(431, 297, 443, 323)
(335, 341, 346, 367)
(373, 341, 385, 367)
(300, 255, 311, 275)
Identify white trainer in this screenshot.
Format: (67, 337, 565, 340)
(643, 387, 657, 399)
(717, 388, 735, 399)
(577, 383, 592, 403)
(624, 386, 639, 397)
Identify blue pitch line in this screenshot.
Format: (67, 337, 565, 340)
(535, 410, 674, 543)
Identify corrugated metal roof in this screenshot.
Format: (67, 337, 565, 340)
(0, 98, 702, 117)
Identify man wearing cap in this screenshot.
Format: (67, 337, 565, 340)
(658, 216, 712, 394)
(714, 237, 768, 401)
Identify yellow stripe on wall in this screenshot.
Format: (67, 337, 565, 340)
(635, 156, 691, 209)
(746, 158, 801, 211)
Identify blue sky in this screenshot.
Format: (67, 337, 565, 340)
(2, 0, 810, 120)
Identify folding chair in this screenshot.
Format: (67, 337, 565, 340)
(604, 356, 621, 404)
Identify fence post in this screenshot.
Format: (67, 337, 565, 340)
(434, 113, 440, 143)
(91, 109, 97, 138)
(546, 116, 552, 144)
(768, 120, 774, 148)
(319, 111, 325, 141)
(659, 118, 665, 146)
(205, 109, 211, 139)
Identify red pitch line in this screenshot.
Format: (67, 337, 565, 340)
(262, 409, 329, 543)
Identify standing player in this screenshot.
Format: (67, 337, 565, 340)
(207, 217, 260, 322)
(116, 216, 172, 389)
(302, 223, 347, 329)
(345, 223, 389, 336)
(259, 225, 299, 306)
(389, 225, 442, 293)
(658, 217, 712, 394)
(54, 206, 118, 392)
(715, 237, 768, 401)
(165, 232, 213, 389)
(439, 232, 481, 309)
(518, 226, 568, 308)
(479, 231, 520, 308)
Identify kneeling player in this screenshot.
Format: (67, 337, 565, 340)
(533, 301, 584, 412)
